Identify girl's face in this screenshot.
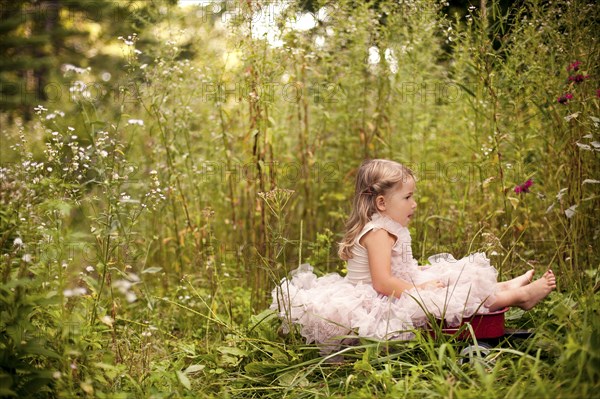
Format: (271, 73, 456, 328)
(376, 177, 417, 227)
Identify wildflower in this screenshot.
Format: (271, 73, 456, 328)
(557, 93, 573, 104)
(100, 315, 114, 327)
(568, 74, 589, 84)
(596, 89, 600, 98)
(63, 287, 87, 297)
(34, 105, 48, 113)
(13, 237, 23, 247)
(514, 179, 533, 194)
(62, 64, 90, 74)
(567, 60, 581, 72)
(126, 292, 137, 303)
(127, 119, 144, 126)
(113, 280, 133, 292)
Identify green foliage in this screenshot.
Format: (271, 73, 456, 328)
(0, 0, 598, 397)
(0, 278, 59, 398)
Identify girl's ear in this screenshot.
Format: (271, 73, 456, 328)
(375, 195, 386, 211)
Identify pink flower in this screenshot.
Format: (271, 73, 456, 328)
(567, 60, 582, 72)
(558, 93, 573, 104)
(514, 179, 533, 195)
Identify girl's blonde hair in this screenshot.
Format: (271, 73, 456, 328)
(338, 159, 414, 260)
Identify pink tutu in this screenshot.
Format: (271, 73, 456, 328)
(270, 214, 498, 353)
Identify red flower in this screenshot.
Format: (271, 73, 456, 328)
(567, 60, 582, 72)
(597, 89, 600, 98)
(568, 74, 589, 84)
(557, 93, 573, 104)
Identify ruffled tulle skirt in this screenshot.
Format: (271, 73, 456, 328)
(270, 253, 498, 353)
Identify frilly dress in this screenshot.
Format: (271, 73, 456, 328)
(270, 213, 498, 352)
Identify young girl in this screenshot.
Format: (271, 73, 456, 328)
(271, 159, 556, 352)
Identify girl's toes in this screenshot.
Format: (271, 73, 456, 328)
(525, 269, 534, 283)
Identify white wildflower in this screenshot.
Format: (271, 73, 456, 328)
(100, 315, 114, 327)
(127, 119, 144, 126)
(113, 279, 132, 293)
(576, 142, 592, 151)
(126, 292, 137, 303)
(62, 64, 89, 74)
(63, 287, 87, 297)
(583, 179, 600, 185)
(565, 205, 577, 219)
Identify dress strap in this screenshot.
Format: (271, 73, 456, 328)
(354, 213, 408, 249)
(370, 213, 408, 239)
(354, 221, 376, 247)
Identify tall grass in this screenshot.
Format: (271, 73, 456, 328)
(0, 0, 598, 397)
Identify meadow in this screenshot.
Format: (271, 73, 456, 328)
(0, 0, 599, 397)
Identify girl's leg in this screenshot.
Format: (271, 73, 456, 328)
(496, 269, 535, 291)
(488, 270, 556, 311)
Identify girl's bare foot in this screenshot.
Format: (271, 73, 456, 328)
(512, 269, 535, 289)
(498, 269, 535, 291)
(519, 270, 556, 310)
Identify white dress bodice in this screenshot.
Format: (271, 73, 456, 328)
(345, 213, 420, 285)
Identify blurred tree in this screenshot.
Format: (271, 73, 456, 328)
(0, 0, 173, 121)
